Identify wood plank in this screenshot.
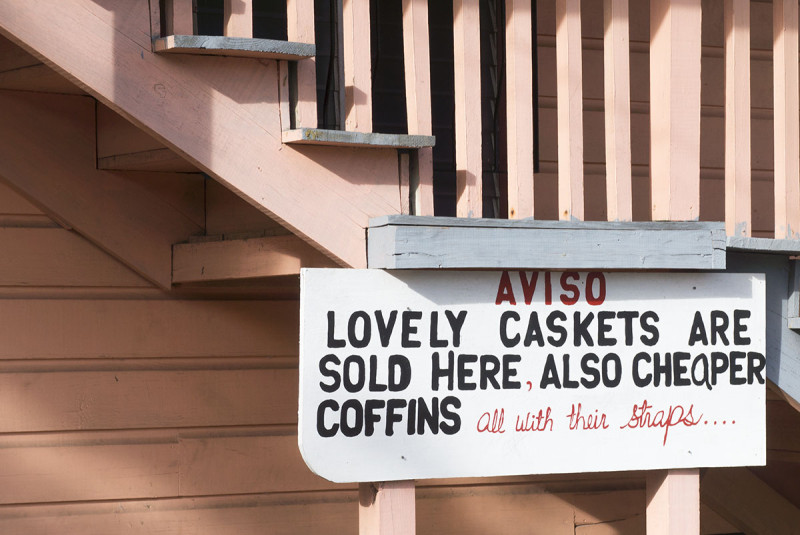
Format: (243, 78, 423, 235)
(505, 0, 535, 219)
(0, 91, 201, 288)
(724, 0, 751, 237)
(342, 0, 372, 132)
(0, 34, 40, 72)
(0, 227, 148, 287)
(0, 430, 179, 504)
(359, 481, 416, 535)
(402, 0, 434, 216)
(120, 171, 205, 229)
(0, 364, 298, 432)
(97, 148, 199, 172)
(96, 101, 165, 158)
(0, 0, 401, 268)
(0, 487, 646, 535)
(164, 0, 194, 35)
(646, 470, 699, 534)
(556, 0, 584, 221)
(0, 181, 45, 215)
(368, 216, 726, 270)
(180, 431, 341, 496)
(0, 492, 359, 535)
(205, 179, 286, 236)
(603, 0, 632, 222)
(282, 128, 434, 148)
(0, 63, 84, 94)
(453, 0, 482, 217)
(224, 0, 252, 38)
(154, 35, 315, 60)
(173, 234, 337, 283)
(650, 0, 702, 221)
(287, 0, 317, 128)
(0, 299, 299, 359)
(773, 0, 800, 238)
(702, 467, 800, 534)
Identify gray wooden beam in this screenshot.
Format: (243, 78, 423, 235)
(727, 252, 800, 406)
(368, 215, 726, 270)
(154, 35, 315, 60)
(282, 128, 435, 149)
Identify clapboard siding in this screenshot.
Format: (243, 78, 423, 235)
(0, 228, 149, 287)
(0, 300, 298, 359)
(0, 364, 297, 432)
(0, 486, 649, 534)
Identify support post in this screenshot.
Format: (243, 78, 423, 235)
(646, 469, 700, 534)
(359, 481, 416, 535)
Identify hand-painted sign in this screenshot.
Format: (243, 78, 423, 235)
(299, 269, 766, 483)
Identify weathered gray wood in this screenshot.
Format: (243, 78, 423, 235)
(368, 217, 726, 270)
(282, 128, 435, 149)
(789, 259, 800, 329)
(154, 35, 315, 60)
(373, 214, 723, 231)
(727, 252, 800, 406)
(727, 236, 800, 255)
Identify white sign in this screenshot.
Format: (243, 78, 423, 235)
(299, 269, 766, 483)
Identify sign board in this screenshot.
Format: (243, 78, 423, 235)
(299, 269, 766, 483)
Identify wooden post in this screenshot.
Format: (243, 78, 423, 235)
(646, 470, 700, 534)
(724, 0, 751, 237)
(402, 0, 434, 216)
(774, 0, 800, 238)
(164, 0, 194, 35)
(224, 0, 253, 38)
(343, 0, 372, 132)
(453, 0, 483, 218)
(359, 481, 416, 535)
(603, 0, 632, 222)
(649, 0, 702, 222)
(288, 0, 318, 128)
(505, 0, 535, 219)
(556, 0, 584, 221)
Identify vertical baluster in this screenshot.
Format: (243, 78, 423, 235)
(724, 0, 751, 237)
(288, 0, 318, 128)
(603, 0, 632, 222)
(343, 0, 372, 132)
(224, 0, 253, 37)
(556, 0, 584, 221)
(165, 0, 194, 35)
(505, 0, 535, 219)
(402, 0, 434, 216)
(646, 470, 700, 535)
(774, 0, 800, 238)
(650, 0, 701, 221)
(453, 0, 483, 217)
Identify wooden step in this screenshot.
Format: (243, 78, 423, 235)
(154, 35, 315, 60)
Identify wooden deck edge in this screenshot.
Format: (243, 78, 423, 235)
(368, 217, 726, 270)
(282, 128, 435, 149)
(154, 35, 315, 60)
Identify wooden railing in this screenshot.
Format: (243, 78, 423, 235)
(154, 0, 800, 241)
